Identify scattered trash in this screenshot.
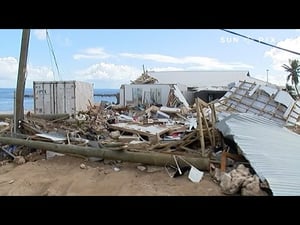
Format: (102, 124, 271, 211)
(0, 160, 10, 167)
(46, 151, 64, 160)
(165, 164, 178, 178)
(146, 166, 163, 173)
(137, 165, 147, 171)
(188, 166, 204, 183)
(173, 155, 182, 175)
(1, 146, 16, 159)
(113, 167, 120, 172)
(8, 179, 15, 184)
(13, 156, 26, 165)
(177, 156, 204, 183)
(80, 163, 86, 169)
(165, 156, 191, 178)
(110, 130, 120, 139)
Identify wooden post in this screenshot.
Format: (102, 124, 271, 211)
(199, 103, 213, 146)
(14, 29, 30, 133)
(196, 98, 205, 156)
(210, 103, 216, 147)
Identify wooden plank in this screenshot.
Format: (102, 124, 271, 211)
(221, 151, 246, 172)
(108, 123, 171, 138)
(210, 103, 216, 147)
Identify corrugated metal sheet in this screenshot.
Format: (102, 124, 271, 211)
(216, 113, 300, 196)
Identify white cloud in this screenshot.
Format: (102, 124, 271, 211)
(33, 29, 47, 40)
(26, 64, 55, 84)
(120, 53, 181, 64)
(75, 62, 141, 87)
(251, 72, 287, 86)
(0, 57, 18, 74)
(120, 53, 253, 70)
(264, 36, 300, 72)
(0, 56, 55, 88)
(0, 57, 19, 87)
(63, 37, 72, 47)
(73, 48, 111, 60)
(56, 35, 72, 47)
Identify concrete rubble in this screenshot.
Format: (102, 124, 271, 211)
(216, 164, 268, 196)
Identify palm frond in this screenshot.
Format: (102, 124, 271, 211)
(282, 64, 292, 72)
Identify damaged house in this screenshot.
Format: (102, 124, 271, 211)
(148, 70, 268, 103)
(119, 83, 189, 108)
(214, 80, 300, 196)
(120, 70, 274, 107)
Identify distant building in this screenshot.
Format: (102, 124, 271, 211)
(148, 70, 277, 103)
(119, 83, 189, 108)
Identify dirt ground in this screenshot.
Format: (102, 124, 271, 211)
(0, 154, 224, 196)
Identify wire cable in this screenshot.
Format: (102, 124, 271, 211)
(222, 29, 300, 56)
(46, 30, 62, 80)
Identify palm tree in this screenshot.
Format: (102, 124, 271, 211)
(282, 59, 300, 98)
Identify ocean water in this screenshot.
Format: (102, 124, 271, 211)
(0, 88, 119, 113)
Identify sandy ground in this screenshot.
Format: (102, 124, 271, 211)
(0, 154, 224, 196)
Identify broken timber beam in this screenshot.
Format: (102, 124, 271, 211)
(220, 151, 246, 172)
(0, 113, 70, 121)
(0, 136, 210, 171)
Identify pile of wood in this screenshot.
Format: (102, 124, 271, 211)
(131, 72, 158, 84)
(0, 96, 222, 161)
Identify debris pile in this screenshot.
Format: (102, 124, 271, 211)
(131, 71, 158, 84)
(3, 79, 300, 195)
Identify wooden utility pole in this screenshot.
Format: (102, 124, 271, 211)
(0, 136, 210, 171)
(14, 29, 30, 133)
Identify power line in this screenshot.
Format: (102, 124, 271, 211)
(46, 30, 61, 80)
(221, 29, 300, 56)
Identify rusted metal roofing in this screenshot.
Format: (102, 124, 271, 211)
(216, 113, 300, 196)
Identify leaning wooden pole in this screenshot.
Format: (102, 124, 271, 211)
(14, 29, 30, 133)
(0, 136, 210, 171)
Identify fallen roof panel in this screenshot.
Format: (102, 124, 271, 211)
(216, 80, 300, 127)
(216, 113, 300, 196)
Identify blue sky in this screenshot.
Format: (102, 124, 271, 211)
(0, 29, 300, 88)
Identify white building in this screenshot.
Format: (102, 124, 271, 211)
(119, 83, 189, 107)
(147, 70, 277, 103)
